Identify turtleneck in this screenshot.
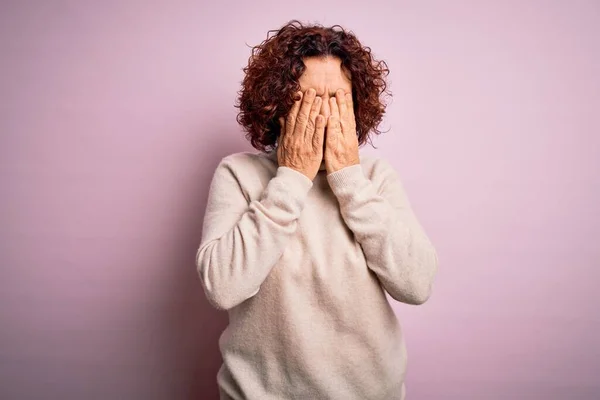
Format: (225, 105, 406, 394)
(196, 149, 438, 400)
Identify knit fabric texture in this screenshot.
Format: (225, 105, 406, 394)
(196, 149, 438, 400)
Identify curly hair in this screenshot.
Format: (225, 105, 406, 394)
(234, 19, 392, 152)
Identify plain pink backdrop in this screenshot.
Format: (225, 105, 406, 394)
(1, 1, 599, 399)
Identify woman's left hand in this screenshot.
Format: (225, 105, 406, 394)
(324, 89, 361, 173)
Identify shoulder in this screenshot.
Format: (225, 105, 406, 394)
(358, 153, 404, 194)
(218, 150, 276, 169)
(211, 150, 275, 190)
(211, 150, 276, 175)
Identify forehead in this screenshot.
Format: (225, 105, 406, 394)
(298, 56, 352, 96)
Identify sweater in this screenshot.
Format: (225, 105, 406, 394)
(195, 148, 438, 400)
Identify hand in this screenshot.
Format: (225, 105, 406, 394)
(324, 89, 360, 174)
(277, 88, 325, 181)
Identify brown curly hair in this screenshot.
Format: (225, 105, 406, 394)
(234, 19, 392, 152)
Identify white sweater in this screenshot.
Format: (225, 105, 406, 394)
(196, 148, 438, 400)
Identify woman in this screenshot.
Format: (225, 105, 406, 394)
(196, 20, 438, 400)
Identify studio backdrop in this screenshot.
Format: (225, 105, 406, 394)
(1, 1, 598, 399)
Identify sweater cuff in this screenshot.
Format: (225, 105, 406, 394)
(276, 166, 314, 196)
(326, 163, 366, 195)
(255, 166, 314, 222)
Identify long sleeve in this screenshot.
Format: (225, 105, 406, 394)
(196, 157, 313, 310)
(326, 159, 438, 305)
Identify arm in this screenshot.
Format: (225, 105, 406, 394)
(326, 158, 438, 305)
(196, 157, 313, 310)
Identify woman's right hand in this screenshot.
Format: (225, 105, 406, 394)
(277, 88, 325, 181)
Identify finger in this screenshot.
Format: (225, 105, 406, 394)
(325, 114, 340, 151)
(336, 89, 347, 120)
(344, 92, 355, 138)
(313, 114, 325, 149)
(286, 91, 303, 137)
(329, 96, 340, 121)
(336, 90, 351, 139)
(327, 113, 341, 141)
(294, 88, 316, 139)
(329, 97, 340, 137)
(345, 92, 354, 117)
(305, 96, 321, 141)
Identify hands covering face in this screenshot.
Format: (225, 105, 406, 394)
(323, 89, 360, 174)
(277, 88, 360, 179)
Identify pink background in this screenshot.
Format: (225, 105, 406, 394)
(1, 1, 599, 399)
